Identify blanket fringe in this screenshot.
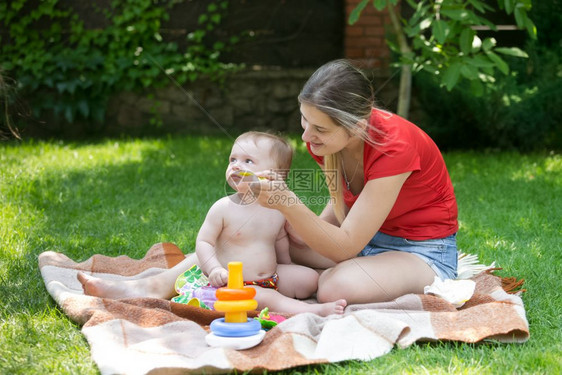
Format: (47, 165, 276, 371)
(457, 252, 496, 279)
(485, 267, 526, 294)
(457, 253, 525, 294)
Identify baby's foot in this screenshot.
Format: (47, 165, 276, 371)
(77, 272, 140, 299)
(315, 299, 347, 317)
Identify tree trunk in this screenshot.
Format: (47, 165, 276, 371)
(397, 63, 412, 119)
(387, 3, 412, 118)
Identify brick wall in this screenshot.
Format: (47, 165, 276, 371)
(344, 0, 392, 70)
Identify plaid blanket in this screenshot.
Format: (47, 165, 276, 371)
(39, 243, 529, 375)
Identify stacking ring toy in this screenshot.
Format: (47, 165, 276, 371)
(215, 287, 256, 301)
(214, 299, 258, 313)
(205, 262, 266, 350)
(210, 318, 261, 337)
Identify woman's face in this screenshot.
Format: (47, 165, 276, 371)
(300, 103, 352, 156)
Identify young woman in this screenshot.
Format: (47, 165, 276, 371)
(253, 59, 458, 304)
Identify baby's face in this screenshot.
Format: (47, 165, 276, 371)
(225, 138, 279, 192)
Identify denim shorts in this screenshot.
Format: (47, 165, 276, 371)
(358, 232, 458, 280)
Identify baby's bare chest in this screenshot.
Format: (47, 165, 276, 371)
(221, 209, 284, 241)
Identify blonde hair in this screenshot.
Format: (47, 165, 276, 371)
(235, 131, 293, 176)
(299, 59, 385, 223)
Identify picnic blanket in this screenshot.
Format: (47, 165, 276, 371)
(39, 243, 529, 375)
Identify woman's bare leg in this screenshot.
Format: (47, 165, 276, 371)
(316, 251, 436, 304)
(77, 253, 198, 299)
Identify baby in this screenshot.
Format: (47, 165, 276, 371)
(78, 131, 346, 316)
(194, 131, 345, 316)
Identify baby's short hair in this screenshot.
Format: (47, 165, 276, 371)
(235, 131, 293, 172)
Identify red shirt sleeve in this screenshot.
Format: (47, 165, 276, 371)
(364, 140, 421, 182)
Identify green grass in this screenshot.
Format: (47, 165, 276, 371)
(1, 136, 560, 374)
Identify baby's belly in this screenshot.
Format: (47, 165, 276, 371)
(217, 247, 277, 281)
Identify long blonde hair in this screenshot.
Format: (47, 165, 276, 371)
(298, 59, 385, 224)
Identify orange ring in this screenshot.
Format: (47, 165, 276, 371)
(216, 287, 256, 301)
(214, 299, 258, 313)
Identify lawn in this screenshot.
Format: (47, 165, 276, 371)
(1, 136, 560, 374)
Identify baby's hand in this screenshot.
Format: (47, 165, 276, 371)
(209, 267, 228, 287)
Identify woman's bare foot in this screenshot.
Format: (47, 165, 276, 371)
(77, 272, 150, 299)
(313, 299, 347, 317)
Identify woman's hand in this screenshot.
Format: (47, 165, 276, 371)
(251, 170, 300, 211)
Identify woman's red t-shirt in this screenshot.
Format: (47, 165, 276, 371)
(306, 108, 458, 240)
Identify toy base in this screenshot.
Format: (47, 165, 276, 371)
(205, 330, 266, 350)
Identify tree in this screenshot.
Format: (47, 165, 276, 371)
(0, 69, 21, 140)
(349, 0, 536, 118)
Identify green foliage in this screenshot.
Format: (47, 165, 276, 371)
(0, 0, 239, 127)
(415, 41, 562, 151)
(349, 0, 536, 93)
(413, 1, 561, 151)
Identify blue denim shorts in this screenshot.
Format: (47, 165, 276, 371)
(358, 232, 458, 280)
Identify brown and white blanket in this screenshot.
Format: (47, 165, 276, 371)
(39, 243, 529, 375)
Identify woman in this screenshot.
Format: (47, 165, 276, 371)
(79, 59, 458, 305)
(254, 59, 458, 304)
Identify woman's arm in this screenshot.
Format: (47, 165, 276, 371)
(285, 200, 339, 249)
(256, 172, 411, 263)
(319, 199, 342, 226)
(284, 203, 338, 269)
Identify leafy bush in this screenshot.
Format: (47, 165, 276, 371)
(413, 2, 562, 151)
(0, 0, 239, 131)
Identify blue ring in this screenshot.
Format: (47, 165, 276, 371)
(210, 318, 262, 337)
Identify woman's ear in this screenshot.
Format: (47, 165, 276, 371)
(348, 119, 368, 138)
(357, 119, 369, 131)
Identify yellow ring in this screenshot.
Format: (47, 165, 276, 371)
(214, 299, 258, 313)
